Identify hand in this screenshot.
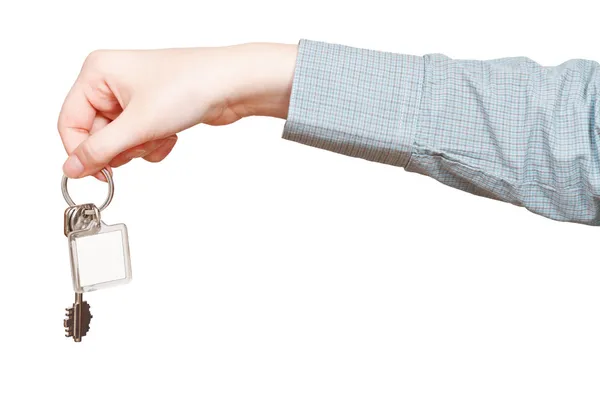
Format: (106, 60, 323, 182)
(58, 43, 297, 179)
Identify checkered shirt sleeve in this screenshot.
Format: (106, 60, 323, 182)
(283, 39, 600, 225)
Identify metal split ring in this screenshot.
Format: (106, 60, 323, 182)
(61, 168, 114, 212)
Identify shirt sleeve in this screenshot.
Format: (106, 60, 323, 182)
(282, 39, 600, 225)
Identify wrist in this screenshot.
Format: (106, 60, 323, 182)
(230, 42, 298, 119)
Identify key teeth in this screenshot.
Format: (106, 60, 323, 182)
(64, 298, 92, 342)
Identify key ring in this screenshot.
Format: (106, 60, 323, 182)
(61, 168, 114, 212)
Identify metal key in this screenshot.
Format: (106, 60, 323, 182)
(64, 293, 92, 342)
(63, 203, 99, 342)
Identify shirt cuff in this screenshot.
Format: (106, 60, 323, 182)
(282, 39, 425, 168)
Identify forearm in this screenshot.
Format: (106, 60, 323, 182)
(282, 40, 600, 225)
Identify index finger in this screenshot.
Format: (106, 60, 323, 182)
(58, 80, 112, 180)
(57, 80, 96, 154)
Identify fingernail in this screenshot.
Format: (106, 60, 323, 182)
(95, 172, 107, 182)
(63, 155, 84, 178)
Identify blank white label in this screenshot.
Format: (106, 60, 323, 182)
(69, 222, 131, 291)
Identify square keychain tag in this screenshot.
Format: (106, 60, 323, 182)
(68, 221, 132, 293)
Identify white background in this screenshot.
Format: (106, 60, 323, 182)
(1, 1, 599, 399)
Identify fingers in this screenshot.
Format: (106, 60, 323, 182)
(108, 136, 177, 168)
(57, 82, 96, 154)
(93, 166, 112, 182)
(58, 83, 115, 181)
(143, 135, 178, 163)
(89, 115, 112, 181)
(63, 104, 153, 178)
(58, 77, 125, 181)
(91, 114, 111, 133)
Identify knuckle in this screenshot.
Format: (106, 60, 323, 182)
(83, 49, 111, 71)
(57, 109, 75, 132)
(84, 49, 104, 64)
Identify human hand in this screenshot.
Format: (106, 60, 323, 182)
(58, 43, 297, 179)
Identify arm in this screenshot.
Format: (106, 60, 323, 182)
(58, 40, 600, 225)
(284, 40, 600, 225)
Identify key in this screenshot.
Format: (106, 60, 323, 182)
(64, 293, 92, 342)
(63, 204, 98, 343)
(61, 169, 132, 342)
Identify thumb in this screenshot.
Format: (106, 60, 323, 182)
(62, 106, 151, 178)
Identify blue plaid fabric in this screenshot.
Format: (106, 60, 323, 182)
(283, 39, 600, 225)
